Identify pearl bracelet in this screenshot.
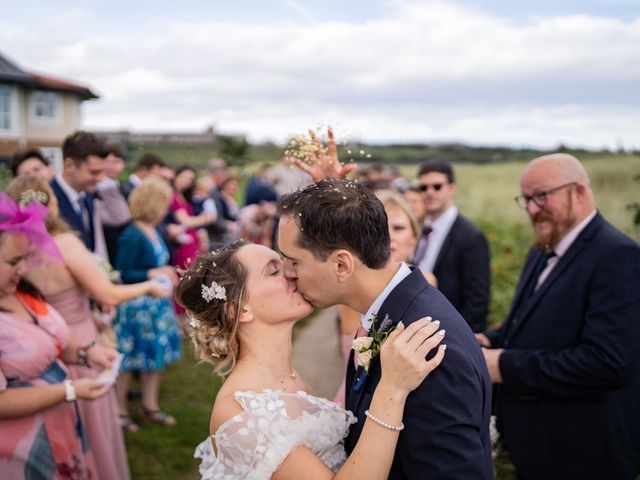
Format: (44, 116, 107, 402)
(365, 410, 404, 432)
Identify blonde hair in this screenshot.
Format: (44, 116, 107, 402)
(375, 189, 420, 240)
(4, 176, 72, 236)
(129, 177, 173, 223)
(174, 241, 248, 378)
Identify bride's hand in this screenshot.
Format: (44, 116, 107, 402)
(286, 127, 358, 182)
(379, 317, 446, 394)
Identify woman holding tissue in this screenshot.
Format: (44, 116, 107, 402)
(113, 178, 182, 431)
(6, 176, 170, 480)
(0, 192, 118, 480)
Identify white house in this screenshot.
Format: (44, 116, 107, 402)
(0, 51, 98, 170)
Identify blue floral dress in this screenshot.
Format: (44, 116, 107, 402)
(114, 224, 181, 372)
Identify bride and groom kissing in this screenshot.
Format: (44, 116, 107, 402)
(177, 176, 493, 478)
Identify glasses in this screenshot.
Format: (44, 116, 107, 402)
(514, 182, 576, 209)
(417, 182, 445, 192)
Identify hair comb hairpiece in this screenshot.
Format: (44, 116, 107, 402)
(201, 280, 226, 302)
(18, 189, 48, 208)
(188, 315, 202, 329)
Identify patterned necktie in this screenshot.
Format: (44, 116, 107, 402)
(412, 224, 433, 266)
(77, 195, 90, 233)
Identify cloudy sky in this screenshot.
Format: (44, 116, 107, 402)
(3, 0, 639, 149)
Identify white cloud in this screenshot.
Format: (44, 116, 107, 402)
(2, 1, 639, 149)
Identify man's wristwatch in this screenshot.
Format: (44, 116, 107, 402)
(64, 379, 77, 402)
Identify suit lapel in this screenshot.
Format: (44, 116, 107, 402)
(51, 179, 83, 232)
(433, 214, 459, 274)
(347, 268, 428, 415)
(505, 214, 602, 342)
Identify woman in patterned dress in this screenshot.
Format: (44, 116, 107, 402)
(0, 194, 118, 479)
(114, 178, 182, 431)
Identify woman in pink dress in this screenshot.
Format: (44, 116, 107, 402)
(0, 193, 117, 479)
(170, 166, 214, 269)
(6, 177, 169, 480)
(169, 166, 214, 315)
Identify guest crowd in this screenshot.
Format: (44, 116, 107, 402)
(0, 129, 638, 479)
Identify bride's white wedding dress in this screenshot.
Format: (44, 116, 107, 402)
(195, 390, 357, 479)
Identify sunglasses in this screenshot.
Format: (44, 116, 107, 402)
(417, 182, 445, 192)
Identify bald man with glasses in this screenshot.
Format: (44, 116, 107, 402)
(478, 153, 640, 479)
(413, 160, 491, 333)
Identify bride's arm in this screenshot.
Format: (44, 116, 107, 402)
(274, 318, 446, 480)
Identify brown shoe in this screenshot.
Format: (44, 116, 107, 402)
(140, 406, 177, 426)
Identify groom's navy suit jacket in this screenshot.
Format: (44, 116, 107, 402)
(486, 213, 640, 479)
(345, 268, 493, 479)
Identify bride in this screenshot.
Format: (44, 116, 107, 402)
(175, 240, 446, 479)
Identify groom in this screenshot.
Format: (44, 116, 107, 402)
(278, 177, 493, 478)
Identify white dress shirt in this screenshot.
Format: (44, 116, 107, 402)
(56, 174, 83, 214)
(361, 262, 412, 331)
(417, 206, 458, 273)
(536, 210, 597, 288)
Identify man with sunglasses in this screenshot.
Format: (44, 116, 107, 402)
(413, 160, 490, 333)
(478, 153, 640, 479)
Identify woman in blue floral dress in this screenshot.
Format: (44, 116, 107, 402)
(114, 178, 181, 431)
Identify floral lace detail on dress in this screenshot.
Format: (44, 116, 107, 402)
(195, 390, 357, 480)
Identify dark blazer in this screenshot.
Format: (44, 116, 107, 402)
(50, 178, 97, 252)
(486, 213, 640, 479)
(345, 268, 493, 479)
(433, 214, 490, 333)
(120, 178, 136, 200)
(205, 187, 229, 247)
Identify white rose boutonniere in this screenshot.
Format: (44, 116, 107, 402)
(351, 313, 395, 373)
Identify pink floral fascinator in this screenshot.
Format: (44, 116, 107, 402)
(0, 192, 63, 264)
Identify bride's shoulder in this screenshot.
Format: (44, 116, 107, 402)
(210, 388, 244, 435)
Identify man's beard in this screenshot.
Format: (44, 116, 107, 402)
(532, 195, 575, 251)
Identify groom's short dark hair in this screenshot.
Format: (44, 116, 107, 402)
(278, 178, 390, 268)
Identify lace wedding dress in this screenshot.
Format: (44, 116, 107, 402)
(195, 390, 357, 479)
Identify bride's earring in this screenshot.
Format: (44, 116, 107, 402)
(239, 307, 254, 323)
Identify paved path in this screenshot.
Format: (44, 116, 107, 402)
(292, 306, 346, 400)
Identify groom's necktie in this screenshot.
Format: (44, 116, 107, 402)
(353, 325, 369, 369)
(412, 224, 433, 266)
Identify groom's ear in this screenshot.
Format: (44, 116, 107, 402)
(332, 249, 355, 281)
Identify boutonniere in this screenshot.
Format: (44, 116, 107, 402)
(352, 313, 395, 373)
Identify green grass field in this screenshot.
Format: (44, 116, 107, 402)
(123, 349, 221, 479)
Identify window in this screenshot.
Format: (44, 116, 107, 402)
(31, 91, 59, 122)
(40, 147, 63, 173)
(0, 85, 11, 131)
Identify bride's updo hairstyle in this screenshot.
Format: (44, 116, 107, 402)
(175, 240, 248, 378)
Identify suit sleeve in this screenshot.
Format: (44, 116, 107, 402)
(499, 244, 640, 397)
(114, 230, 151, 284)
(459, 229, 491, 332)
(397, 347, 490, 478)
